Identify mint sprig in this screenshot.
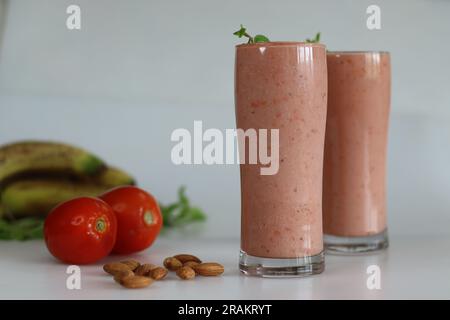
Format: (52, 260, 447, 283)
(306, 32, 321, 43)
(159, 186, 206, 228)
(233, 24, 269, 44)
(0, 218, 44, 241)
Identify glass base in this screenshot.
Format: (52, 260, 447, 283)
(239, 250, 324, 278)
(324, 229, 389, 254)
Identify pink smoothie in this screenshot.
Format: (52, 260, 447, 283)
(323, 52, 391, 237)
(235, 42, 328, 258)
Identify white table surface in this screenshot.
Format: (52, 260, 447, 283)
(0, 234, 449, 300)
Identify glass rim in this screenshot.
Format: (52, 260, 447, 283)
(327, 50, 390, 55)
(236, 41, 326, 49)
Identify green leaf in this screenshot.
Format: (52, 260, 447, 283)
(306, 32, 321, 43)
(188, 207, 207, 221)
(0, 218, 44, 241)
(254, 34, 270, 43)
(233, 24, 247, 38)
(233, 24, 270, 44)
(159, 186, 207, 229)
(315, 32, 321, 43)
(178, 185, 189, 206)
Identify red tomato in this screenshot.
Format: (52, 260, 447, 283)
(44, 197, 117, 264)
(100, 186, 163, 254)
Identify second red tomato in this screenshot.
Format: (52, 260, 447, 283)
(100, 186, 162, 254)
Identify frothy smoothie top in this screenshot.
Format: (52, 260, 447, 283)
(236, 41, 326, 49)
(327, 51, 390, 55)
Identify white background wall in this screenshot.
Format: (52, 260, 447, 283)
(1, 0, 450, 239)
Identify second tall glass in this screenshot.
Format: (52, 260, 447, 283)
(323, 51, 391, 253)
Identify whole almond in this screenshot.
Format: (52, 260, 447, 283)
(173, 254, 202, 264)
(120, 260, 141, 271)
(103, 262, 131, 275)
(183, 261, 200, 268)
(150, 267, 168, 280)
(135, 263, 156, 276)
(193, 263, 224, 276)
(113, 269, 134, 283)
(163, 257, 182, 271)
(176, 266, 196, 280)
(120, 276, 153, 289)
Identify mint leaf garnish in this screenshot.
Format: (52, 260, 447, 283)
(233, 24, 247, 38)
(233, 24, 269, 44)
(254, 34, 270, 43)
(306, 32, 321, 43)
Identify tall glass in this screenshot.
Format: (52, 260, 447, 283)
(323, 51, 391, 253)
(235, 42, 327, 277)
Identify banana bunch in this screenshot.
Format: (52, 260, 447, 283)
(0, 141, 135, 219)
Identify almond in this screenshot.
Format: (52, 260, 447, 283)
(150, 267, 168, 280)
(183, 261, 200, 268)
(176, 266, 196, 280)
(113, 269, 134, 283)
(120, 259, 141, 271)
(103, 262, 131, 276)
(134, 263, 156, 276)
(163, 257, 183, 271)
(120, 276, 153, 289)
(173, 254, 202, 264)
(193, 262, 224, 276)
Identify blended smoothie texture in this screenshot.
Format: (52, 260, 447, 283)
(323, 52, 391, 237)
(235, 42, 328, 258)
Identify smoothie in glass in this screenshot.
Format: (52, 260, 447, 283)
(323, 51, 391, 253)
(236, 42, 327, 276)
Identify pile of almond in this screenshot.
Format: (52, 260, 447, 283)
(103, 254, 224, 289)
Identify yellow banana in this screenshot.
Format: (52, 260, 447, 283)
(0, 141, 136, 219)
(0, 141, 105, 187)
(1, 178, 117, 219)
(91, 166, 135, 187)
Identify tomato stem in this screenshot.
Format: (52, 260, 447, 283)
(95, 218, 106, 233)
(143, 211, 154, 226)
